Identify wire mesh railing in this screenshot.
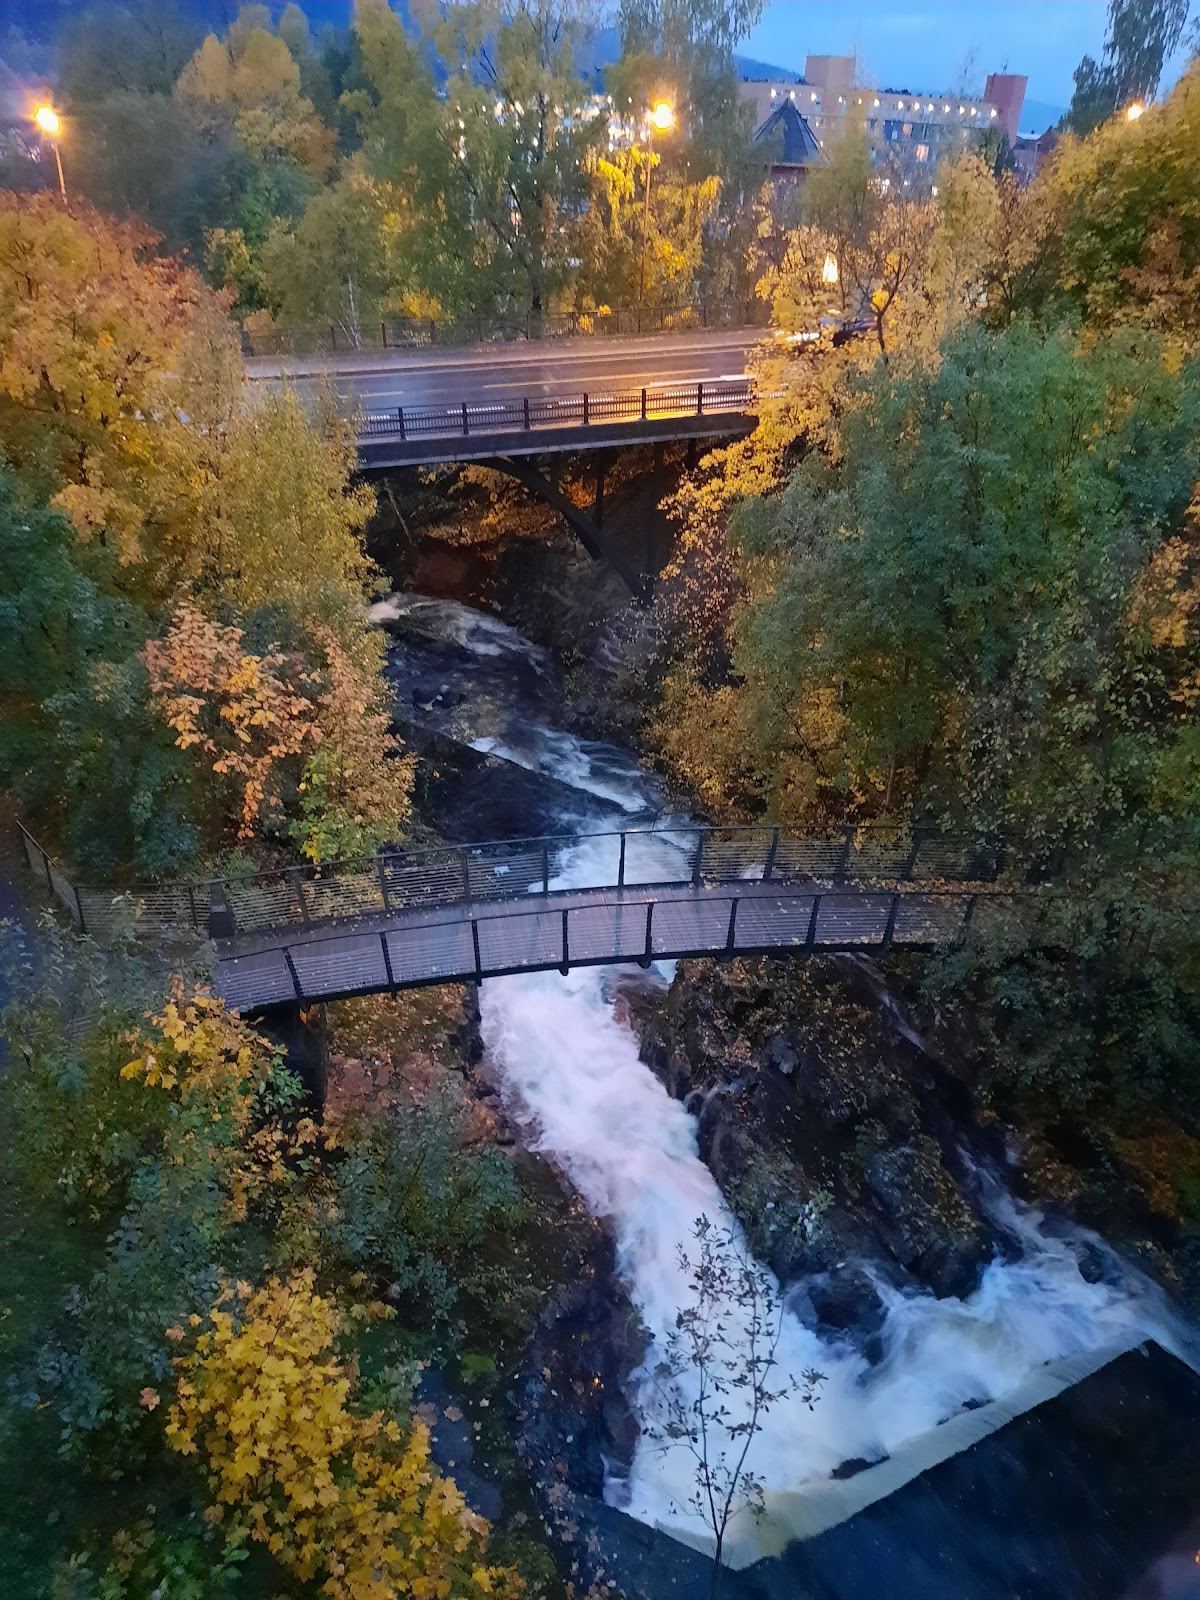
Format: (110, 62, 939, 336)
(15, 821, 1006, 947)
(355, 379, 756, 445)
(215, 886, 1028, 1009)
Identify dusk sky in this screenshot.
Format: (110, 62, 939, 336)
(741, 0, 1187, 123)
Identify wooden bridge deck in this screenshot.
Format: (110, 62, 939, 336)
(213, 878, 992, 1011)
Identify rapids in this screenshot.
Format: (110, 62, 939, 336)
(378, 593, 1190, 1549)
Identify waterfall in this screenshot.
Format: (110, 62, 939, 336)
(379, 594, 1189, 1554)
(479, 831, 1185, 1545)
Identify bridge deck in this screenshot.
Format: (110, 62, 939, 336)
(213, 878, 997, 1011)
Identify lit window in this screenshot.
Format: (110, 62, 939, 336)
(943, 103, 950, 113)
(991, 108, 997, 117)
(958, 105, 965, 114)
(970, 106, 977, 115)
(931, 184, 939, 195)
(770, 88, 776, 98)
(874, 98, 880, 107)
(790, 89, 796, 99)
(811, 91, 818, 102)
(916, 143, 929, 161)
(897, 99, 904, 110)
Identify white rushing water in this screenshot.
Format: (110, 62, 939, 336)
(381, 593, 1189, 1547)
(481, 817, 1188, 1543)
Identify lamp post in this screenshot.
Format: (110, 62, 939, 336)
(34, 104, 66, 203)
(639, 98, 674, 306)
(1126, 101, 1145, 120)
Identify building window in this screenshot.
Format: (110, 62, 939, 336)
(902, 122, 912, 136)
(915, 143, 929, 162)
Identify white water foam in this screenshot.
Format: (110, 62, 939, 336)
(370, 592, 549, 670)
(480, 827, 1188, 1546)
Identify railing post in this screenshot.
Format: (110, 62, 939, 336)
(288, 867, 311, 926)
(640, 900, 654, 968)
(461, 402, 469, 436)
(460, 848, 471, 902)
(882, 893, 900, 951)
(697, 381, 704, 416)
(961, 894, 978, 937)
(381, 321, 388, 348)
(902, 832, 922, 881)
(524, 396, 531, 431)
(583, 392, 590, 426)
(471, 919, 483, 984)
(282, 947, 304, 1001)
(833, 833, 851, 885)
(397, 406, 406, 440)
(641, 386, 647, 421)
(618, 832, 627, 887)
(692, 830, 705, 886)
(380, 932, 396, 993)
(187, 882, 200, 931)
(725, 897, 739, 958)
(805, 896, 821, 948)
(41, 843, 53, 895)
(377, 855, 392, 915)
(542, 842, 550, 896)
(763, 827, 780, 882)
(329, 325, 337, 352)
(560, 908, 569, 975)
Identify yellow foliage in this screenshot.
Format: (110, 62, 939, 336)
(169, 1271, 520, 1599)
(122, 988, 320, 1224)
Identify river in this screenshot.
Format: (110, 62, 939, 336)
(375, 593, 1189, 1556)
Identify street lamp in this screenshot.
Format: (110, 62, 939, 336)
(1126, 101, 1145, 120)
(639, 98, 674, 305)
(34, 104, 66, 203)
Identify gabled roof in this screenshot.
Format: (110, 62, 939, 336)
(753, 99, 826, 170)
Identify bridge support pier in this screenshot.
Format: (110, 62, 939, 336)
(486, 454, 646, 600)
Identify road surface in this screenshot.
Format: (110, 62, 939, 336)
(247, 329, 762, 412)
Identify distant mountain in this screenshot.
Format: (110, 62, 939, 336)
(1019, 97, 1067, 136)
(734, 54, 803, 82)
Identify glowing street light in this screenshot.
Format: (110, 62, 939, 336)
(1126, 100, 1145, 120)
(822, 254, 839, 285)
(33, 103, 67, 202)
(639, 98, 674, 304)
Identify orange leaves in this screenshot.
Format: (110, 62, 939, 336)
(169, 1271, 520, 1599)
(145, 601, 320, 839)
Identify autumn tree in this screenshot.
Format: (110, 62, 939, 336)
(1067, 0, 1191, 133)
(168, 1271, 520, 1599)
(725, 324, 1200, 839)
(1039, 60, 1200, 348)
(434, 0, 602, 317)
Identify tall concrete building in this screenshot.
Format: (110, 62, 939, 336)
(743, 54, 1026, 176)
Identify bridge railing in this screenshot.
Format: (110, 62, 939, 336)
(356, 380, 756, 445)
(14, 821, 1006, 946)
(242, 300, 771, 358)
(217, 886, 1031, 1009)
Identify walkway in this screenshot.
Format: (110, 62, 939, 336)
(212, 876, 995, 1010)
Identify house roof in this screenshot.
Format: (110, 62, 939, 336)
(753, 99, 826, 170)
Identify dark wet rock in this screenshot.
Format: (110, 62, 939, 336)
(633, 955, 1000, 1317)
(803, 1265, 888, 1342)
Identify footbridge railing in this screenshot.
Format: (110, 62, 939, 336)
(16, 820, 1009, 946)
(215, 886, 995, 1011)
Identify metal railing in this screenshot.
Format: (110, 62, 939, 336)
(215, 886, 1019, 1009)
(16, 820, 1005, 947)
(356, 379, 756, 446)
(242, 300, 770, 359)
